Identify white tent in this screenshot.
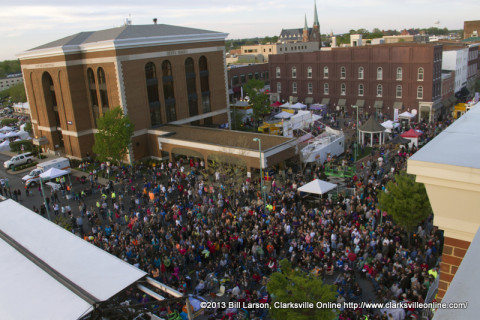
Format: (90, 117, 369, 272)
(290, 102, 307, 109)
(280, 102, 292, 108)
(274, 111, 293, 119)
(40, 167, 70, 180)
(0, 126, 14, 132)
(0, 140, 10, 152)
(5, 131, 19, 138)
(0, 132, 6, 139)
(17, 130, 30, 140)
(0, 199, 147, 320)
(312, 114, 322, 121)
(398, 111, 415, 119)
(298, 179, 338, 195)
(381, 120, 400, 133)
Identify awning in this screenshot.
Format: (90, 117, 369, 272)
(321, 98, 330, 105)
(374, 100, 383, 109)
(305, 97, 314, 104)
(393, 101, 403, 109)
(233, 87, 241, 93)
(433, 102, 443, 111)
(355, 100, 365, 107)
(337, 98, 346, 107)
(171, 148, 204, 159)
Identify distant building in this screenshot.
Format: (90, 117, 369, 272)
(227, 64, 270, 101)
(464, 20, 480, 39)
(12, 102, 30, 115)
(0, 73, 23, 91)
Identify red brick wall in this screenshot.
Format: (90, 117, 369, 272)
(437, 236, 471, 301)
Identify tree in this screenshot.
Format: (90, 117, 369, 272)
(92, 107, 134, 165)
(378, 173, 432, 235)
(267, 259, 338, 320)
(8, 83, 27, 103)
(244, 79, 270, 129)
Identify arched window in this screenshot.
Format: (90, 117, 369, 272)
(358, 84, 364, 96)
(307, 66, 312, 78)
(42, 72, 60, 127)
(199, 56, 211, 116)
(358, 67, 364, 79)
(162, 60, 176, 122)
(307, 82, 313, 94)
(341, 83, 346, 95)
(86, 68, 99, 126)
(340, 66, 346, 79)
(276, 67, 281, 78)
(145, 62, 161, 126)
(377, 84, 383, 97)
(396, 67, 402, 80)
(377, 67, 383, 80)
(277, 82, 282, 93)
(292, 82, 297, 94)
(417, 86, 423, 99)
(185, 57, 198, 118)
(323, 66, 329, 78)
(418, 67, 424, 81)
(324, 83, 329, 95)
(97, 67, 109, 115)
(291, 66, 297, 78)
(396, 85, 402, 98)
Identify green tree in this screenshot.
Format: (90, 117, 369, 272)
(378, 173, 432, 235)
(92, 107, 134, 165)
(267, 259, 338, 320)
(0, 60, 21, 78)
(244, 79, 270, 129)
(8, 83, 27, 103)
(24, 122, 33, 133)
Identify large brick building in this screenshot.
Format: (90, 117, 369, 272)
(269, 43, 444, 121)
(19, 23, 231, 160)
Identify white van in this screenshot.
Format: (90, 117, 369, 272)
(3, 152, 34, 169)
(22, 157, 71, 187)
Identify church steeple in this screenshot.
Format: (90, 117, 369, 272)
(311, 0, 321, 48)
(313, 0, 319, 28)
(303, 14, 309, 42)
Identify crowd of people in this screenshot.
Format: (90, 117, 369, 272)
(29, 114, 454, 320)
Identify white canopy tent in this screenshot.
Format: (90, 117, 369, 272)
(381, 120, 400, 133)
(5, 131, 19, 138)
(0, 126, 14, 132)
(290, 102, 307, 109)
(0, 140, 10, 152)
(280, 102, 292, 109)
(274, 111, 293, 119)
(298, 179, 338, 195)
(0, 132, 6, 139)
(39, 167, 70, 180)
(0, 199, 147, 320)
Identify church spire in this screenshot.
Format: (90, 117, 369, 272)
(313, 0, 319, 27)
(304, 14, 308, 30)
(302, 14, 309, 42)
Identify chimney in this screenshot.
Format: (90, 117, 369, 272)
(153, 18, 158, 25)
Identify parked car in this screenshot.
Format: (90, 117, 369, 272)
(3, 152, 34, 169)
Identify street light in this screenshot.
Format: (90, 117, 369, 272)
(253, 137, 266, 209)
(352, 105, 359, 162)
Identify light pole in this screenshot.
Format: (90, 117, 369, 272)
(253, 137, 266, 209)
(352, 105, 359, 162)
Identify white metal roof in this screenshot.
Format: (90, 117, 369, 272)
(0, 199, 147, 319)
(409, 101, 480, 169)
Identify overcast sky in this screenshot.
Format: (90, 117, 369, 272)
(1, 0, 477, 61)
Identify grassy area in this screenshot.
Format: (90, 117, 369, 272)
(356, 146, 373, 161)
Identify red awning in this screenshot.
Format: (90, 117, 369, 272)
(270, 101, 282, 107)
(400, 128, 423, 138)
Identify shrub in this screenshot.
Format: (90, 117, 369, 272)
(9, 140, 34, 152)
(15, 161, 37, 170)
(1, 118, 17, 126)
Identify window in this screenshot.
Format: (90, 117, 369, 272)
(292, 67, 297, 78)
(377, 67, 383, 80)
(86, 68, 99, 126)
(277, 82, 281, 93)
(255, 72, 259, 80)
(162, 60, 176, 122)
(340, 66, 346, 79)
(324, 66, 329, 78)
(276, 67, 281, 78)
(417, 86, 423, 99)
(292, 82, 297, 94)
(377, 84, 383, 97)
(248, 73, 253, 80)
(42, 72, 61, 128)
(358, 67, 364, 79)
(199, 56, 211, 115)
(418, 67, 424, 81)
(324, 83, 329, 95)
(145, 62, 161, 126)
(307, 66, 312, 78)
(396, 67, 402, 81)
(240, 74, 246, 83)
(341, 83, 346, 95)
(396, 85, 402, 98)
(97, 67, 109, 115)
(185, 57, 199, 117)
(308, 82, 313, 94)
(358, 84, 364, 96)
(232, 76, 239, 85)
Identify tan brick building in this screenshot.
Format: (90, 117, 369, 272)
(18, 24, 230, 161)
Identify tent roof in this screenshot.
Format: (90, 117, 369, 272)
(399, 111, 415, 119)
(359, 116, 386, 133)
(0, 200, 147, 320)
(298, 179, 337, 195)
(274, 111, 293, 119)
(290, 102, 307, 109)
(40, 167, 70, 179)
(280, 102, 292, 108)
(401, 128, 423, 138)
(388, 135, 410, 144)
(0, 126, 14, 132)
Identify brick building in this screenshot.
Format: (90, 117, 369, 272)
(227, 64, 270, 101)
(464, 20, 480, 39)
(269, 43, 444, 121)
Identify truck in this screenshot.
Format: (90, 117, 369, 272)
(22, 157, 71, 187)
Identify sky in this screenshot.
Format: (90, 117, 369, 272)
(1, 0, 478, 61)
